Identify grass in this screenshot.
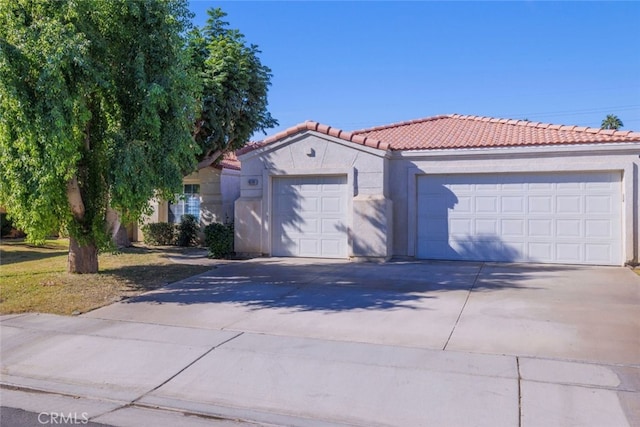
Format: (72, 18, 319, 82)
(0, 238, 213, 316)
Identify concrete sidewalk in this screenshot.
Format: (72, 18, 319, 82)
(1, 312, 638, 426)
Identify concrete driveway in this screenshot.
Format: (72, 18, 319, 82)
(2, 258, 639, 426)
(85, 258, 639, 365)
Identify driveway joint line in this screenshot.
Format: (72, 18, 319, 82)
(442, 263, 484, 350)
(517, 356, 522, 427)
(128, 331, 244, 407)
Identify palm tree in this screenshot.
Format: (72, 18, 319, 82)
(601, 114, 623, 130)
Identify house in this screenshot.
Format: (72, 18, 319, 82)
(133, 152, 240, 241)
(234, 114, 640, 266)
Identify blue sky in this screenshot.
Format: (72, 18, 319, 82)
(188, 1, 640, 139)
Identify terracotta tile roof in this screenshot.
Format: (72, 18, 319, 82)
(352, 114, 640, 150)
(218, 151, 241, 170)
(245, 121, 389, 151)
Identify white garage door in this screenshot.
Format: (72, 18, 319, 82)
(272, 176, 348, 258)
(416, 172, 622, 265)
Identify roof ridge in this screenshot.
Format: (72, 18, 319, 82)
(451, 114, 640, 138)
(352, 115, 453, 134)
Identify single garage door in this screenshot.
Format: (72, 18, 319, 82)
(416, 171, 622, 265)
(272, 175, 348, 258)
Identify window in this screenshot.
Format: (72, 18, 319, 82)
(169, 184, 200, 223)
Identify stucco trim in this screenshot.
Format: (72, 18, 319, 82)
(406, 160, 636, 264)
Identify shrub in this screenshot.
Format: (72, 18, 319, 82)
(177, 214, 200, 247)
(204, 222, 234, 258)
(141, 222, 177, 246)
(1, 213, 14, 237)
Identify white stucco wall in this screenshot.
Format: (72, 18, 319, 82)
(390, 143, 640, 265)
(235, 131, 393, 259)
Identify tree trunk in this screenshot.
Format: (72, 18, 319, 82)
(68, 237, 98, 274)
(106, 207, 131, 249)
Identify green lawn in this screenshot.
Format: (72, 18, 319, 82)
(0, 239, 212, 315)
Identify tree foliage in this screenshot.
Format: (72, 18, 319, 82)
(601, 114, 623, 130)
(188, 8, 277, 162)
(0, 0, 198, 272)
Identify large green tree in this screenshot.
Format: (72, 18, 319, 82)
(188, 8, 277, 166)
(601, 114, 623, 130)
(0, 0, 198, 273)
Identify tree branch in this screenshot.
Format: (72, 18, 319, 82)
(197, 149, 222, 169)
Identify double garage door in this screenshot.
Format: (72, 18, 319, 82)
(270, 172, 623, 265)
(417, 171, 622, 265)
(272, 176, 348, 258)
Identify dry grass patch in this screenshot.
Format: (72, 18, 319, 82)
(0, 239, 213, 315)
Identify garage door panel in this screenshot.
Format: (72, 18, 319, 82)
(557, 196, 581, 214)
(321, 218, 344, 233)
(272, 176, 348, 258)
(476, 219, 498, 234)
(529, 196, 553, 213)
(529, 219, 553, 237)
(300, 182, 320, 191)
(417, 172, 622, 265)
(297, 218, 319, 234)
(450, 218, 472, 235)
(299, 239, 319, 256)
(586, 244, 611, 263)
(321, 183, 342, 192)
(502, 219, 525, 237)
(298, 197, 319, 212)
(585, 220, 612, 238)
(502, 196, 524, 213)
(556, 220, 581, 237)
(528, 242, 553, 261)
(556, 243, 581, 262)
(321, 239, 341, 255)
(475, 197, 498, 213)
(557, 181, 582, 190)
(476, 183, 499, 192)
(321, 197, 343, 213)
(451, 237, 521, 262)
(586, 195, 613, 213)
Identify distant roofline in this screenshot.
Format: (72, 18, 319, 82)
(238, 114, 640, 155)
(353, 113, 640, 139)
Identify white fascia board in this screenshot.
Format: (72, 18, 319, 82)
(239, 130, 391, 161)
(392, 142, 640, 160)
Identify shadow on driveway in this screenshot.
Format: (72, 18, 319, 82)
(120, 259, 573, 312)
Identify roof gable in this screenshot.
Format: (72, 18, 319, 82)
(238, 121, 389, 157)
